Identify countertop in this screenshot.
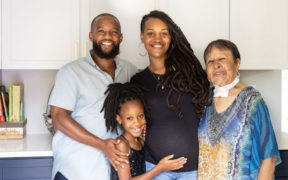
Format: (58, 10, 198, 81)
(0, 134, 53, 158)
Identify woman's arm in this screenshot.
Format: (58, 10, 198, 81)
(257, 157, 278, 180)
(129, 155, 186, 180)
(117, 153, 186, 180)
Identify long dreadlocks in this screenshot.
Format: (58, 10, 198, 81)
(101, 82, 150, 134)
(140, 10, 210, 118)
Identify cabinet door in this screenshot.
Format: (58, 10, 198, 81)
(158, 0, 229, 67)
(0, 157, 53, 179)
(81, 0, 155, 69)
(2, 0, 79, 69)
(230, 0, 288, 69)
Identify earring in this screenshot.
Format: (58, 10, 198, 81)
(138, 42, 147, 56)
(170, 43, 175, 49)
(237, 71, 240, 78)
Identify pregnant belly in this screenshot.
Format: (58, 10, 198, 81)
(145, 124, 198, 161)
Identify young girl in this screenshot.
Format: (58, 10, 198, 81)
(102, 83, 187, 180)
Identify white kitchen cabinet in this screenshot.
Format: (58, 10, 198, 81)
(80, 0, 156, 69)
(157, 0, 229, 67)
(1, 0, 79, 69)
(230, 0, 288, 69)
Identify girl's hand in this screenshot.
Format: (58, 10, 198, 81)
(140, 124, 146, 141)
(157, 154, 187, 171)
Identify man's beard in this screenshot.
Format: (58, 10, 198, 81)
(92, 41, 120, 59)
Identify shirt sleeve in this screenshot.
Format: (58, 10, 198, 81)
(250, 97, 281, 173)
(48, 65, 78, 111)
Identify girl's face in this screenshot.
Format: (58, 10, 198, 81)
(141, 18, 171, 61)
(116, 100, 146, 138)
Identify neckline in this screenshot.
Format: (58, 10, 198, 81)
(147, 67, 165, 76)
(146, 67, 165, 90)
(212, 86, 250, 115)
(206, 86, 254, 146)
(120, 135, 143, 152)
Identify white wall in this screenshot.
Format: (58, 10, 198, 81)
(239, 70, 282, 133)
(0, 71, 2, 83)
(282, 70, 288, 133)
(1, 70, 57, 134)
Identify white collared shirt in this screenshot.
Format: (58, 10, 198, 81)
(48, 53, 137, 180)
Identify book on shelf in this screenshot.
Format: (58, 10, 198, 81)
(0, 96, 4, 122)
(7, 85, 24, 123)
(1, 92, 9, 122)
(8, 86, 13, 122)
(12, 85, 21, 122)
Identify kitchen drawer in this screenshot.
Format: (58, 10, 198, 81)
(0, 157, 52, 180)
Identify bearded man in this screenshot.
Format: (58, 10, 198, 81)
(49, 13, 137, 180)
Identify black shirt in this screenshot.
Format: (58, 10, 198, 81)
(130, 68, 199, 172)
(111, 136, 145, 180)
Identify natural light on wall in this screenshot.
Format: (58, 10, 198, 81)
(282, 70, 288, 133)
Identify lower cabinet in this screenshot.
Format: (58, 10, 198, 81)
(276, 150, 288, 180)
(0, 157, 53, 180)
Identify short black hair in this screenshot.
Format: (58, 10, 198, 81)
(101, 83, 149, 134)
(90, 13, 121, 32)
(204, 39, 241, 64)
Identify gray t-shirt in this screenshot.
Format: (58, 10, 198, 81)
(48, 53, 137, 180)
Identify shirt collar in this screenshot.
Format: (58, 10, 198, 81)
(85, 50, 123, 75)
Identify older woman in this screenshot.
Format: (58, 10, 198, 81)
(198, 39, 281, 179)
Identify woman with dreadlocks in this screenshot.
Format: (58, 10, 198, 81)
(130, 10, 210, 179)
(102, 83, 187, 180)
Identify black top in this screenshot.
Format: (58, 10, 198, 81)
(130, 68, 199, 172)
(111, 135, 146, 180)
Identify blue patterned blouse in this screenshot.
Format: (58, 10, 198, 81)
(198, 86, 281, 179)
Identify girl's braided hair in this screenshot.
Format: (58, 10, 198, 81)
(101, 82, 150, 134)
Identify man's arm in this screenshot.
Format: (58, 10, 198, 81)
(51, 105, 128, 169)
(257, 157, 278, 180)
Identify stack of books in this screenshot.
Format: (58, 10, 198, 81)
(0, 85, 26, 139)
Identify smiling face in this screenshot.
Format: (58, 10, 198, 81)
(89, 15, 123, 59)
(205, 47, 240, 86)
(141, 18, 171, 61)
(116, 100, 146, 139)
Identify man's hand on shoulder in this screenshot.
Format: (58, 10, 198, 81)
(99, 138, 129, 171)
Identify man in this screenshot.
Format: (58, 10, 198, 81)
(49, 13, 137, 180)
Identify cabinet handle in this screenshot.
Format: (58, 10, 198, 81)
(74, 42, 78, 59)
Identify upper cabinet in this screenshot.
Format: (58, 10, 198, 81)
(230, 0, 288, 69)
(157, 0, 229, 67)
(80, 0, 155, 69)
(1, 0, 79, 69)
(1, 0, 287, 69)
